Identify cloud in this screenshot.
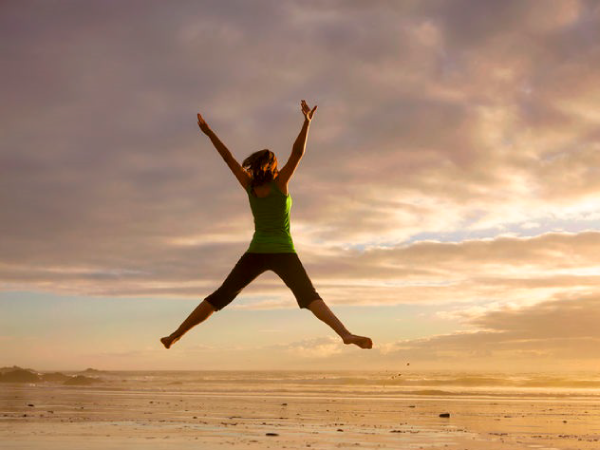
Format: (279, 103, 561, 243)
(380, 292, 600, 367)
(277, 336, 343, 359)
(2, 0, 600, 311)
(3, 220, 600, 314)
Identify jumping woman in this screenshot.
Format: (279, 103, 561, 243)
(160, 100, 373, 350)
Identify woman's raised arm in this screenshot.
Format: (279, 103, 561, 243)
(197, 113, 250, 189)
(277, 100, 318, 187)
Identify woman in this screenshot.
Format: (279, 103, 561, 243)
(160, 100, 372, 350)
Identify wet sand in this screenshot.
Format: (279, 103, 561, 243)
(1, 383, 599, 449)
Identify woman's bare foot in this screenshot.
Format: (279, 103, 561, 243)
(342, 334, 373, 349)
(160, 334, 180, 349)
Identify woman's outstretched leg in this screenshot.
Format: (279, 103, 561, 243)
(308, 299, 373, 349)
(160, 299, 215, 349)
(161, 253, 265, 349)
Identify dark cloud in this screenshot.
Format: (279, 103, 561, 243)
(1, 0, 600, 306)
(382, 293, 600, 364)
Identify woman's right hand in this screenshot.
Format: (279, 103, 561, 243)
(197, 113, 212, 135)
(301, 100, 317, 122)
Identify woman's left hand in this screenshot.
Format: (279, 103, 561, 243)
(301, 100, 317, 121)
(197, 113, 212, 135)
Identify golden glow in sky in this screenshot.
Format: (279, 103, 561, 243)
(1, 0, 600, 371)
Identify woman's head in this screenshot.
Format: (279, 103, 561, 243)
(242, 149, 278, 187)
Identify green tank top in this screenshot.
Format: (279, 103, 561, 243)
(246, 180, 296, 253)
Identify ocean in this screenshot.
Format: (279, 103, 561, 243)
(63, 369, 600, 399)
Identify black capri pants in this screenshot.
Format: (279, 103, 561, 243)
(204, 252, 322, 311)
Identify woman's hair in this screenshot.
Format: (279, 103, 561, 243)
(242, 149, 278, 190)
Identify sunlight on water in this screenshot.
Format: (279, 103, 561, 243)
(87, 370, 600, 399)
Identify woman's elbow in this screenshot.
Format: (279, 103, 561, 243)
(292, 146, 306, 156)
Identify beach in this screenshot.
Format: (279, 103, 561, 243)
(1, 370, 599, 449)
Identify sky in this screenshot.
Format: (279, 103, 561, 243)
(1, 0, 600, 372)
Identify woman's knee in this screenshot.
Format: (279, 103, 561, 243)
(202, 299, 217, 312)
(304, 298, 324, 310)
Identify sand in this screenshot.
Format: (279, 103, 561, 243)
(1, 380, 599, 450)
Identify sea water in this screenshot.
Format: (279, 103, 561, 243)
(61, 370, 600, 400)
